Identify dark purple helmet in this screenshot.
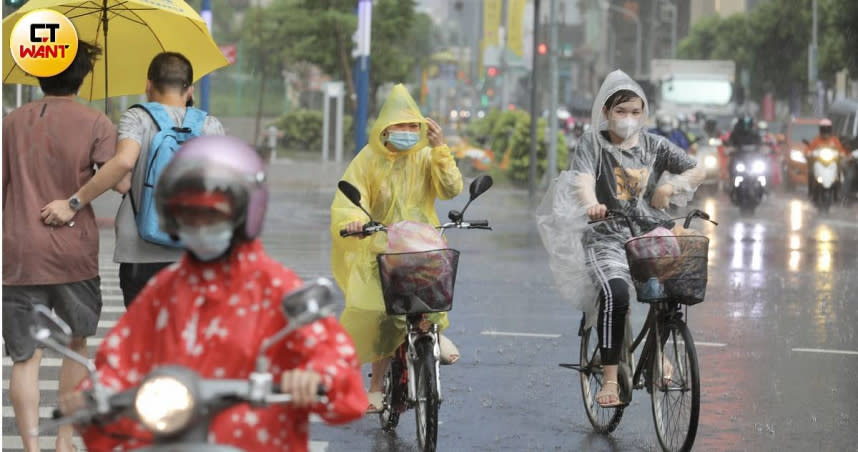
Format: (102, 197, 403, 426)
(154, 135, 268, 240)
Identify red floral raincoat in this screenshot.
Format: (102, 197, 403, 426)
(79, 240, 367, 451)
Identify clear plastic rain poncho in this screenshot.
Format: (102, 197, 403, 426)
(535, 70, 704, 326)
(330, 84, 463, 363)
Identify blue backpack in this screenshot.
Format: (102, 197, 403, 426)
(129, 102, 208, 248)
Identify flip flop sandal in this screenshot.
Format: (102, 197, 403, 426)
(439, 334, 460, 365)
(595, 380, 623, 408)
(655, 359, 676, 390)
(365, 391, 384, 414)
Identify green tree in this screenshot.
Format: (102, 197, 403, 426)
(679, 0, 855, 103)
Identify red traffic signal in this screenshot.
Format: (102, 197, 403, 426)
(538, 42, 548, 55)
(487, 66, 498, 78)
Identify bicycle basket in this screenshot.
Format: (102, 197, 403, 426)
(377, 249, 460, 315)
(624, 235, 709, 305)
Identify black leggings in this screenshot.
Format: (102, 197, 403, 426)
(597, 278, 630, 365)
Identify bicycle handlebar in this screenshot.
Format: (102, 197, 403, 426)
(588, 209, 717, 237)
(340, 220, 492, 237)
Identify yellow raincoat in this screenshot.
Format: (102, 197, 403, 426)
(330, 84, 463, 364)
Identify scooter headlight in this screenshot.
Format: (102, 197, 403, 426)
(735, 162, 746, 173)
(751, 160, 767, 174)
(817, 147, 836, 163)
(790, 149, 806, 163)
(708, 138, 723, 146)
(135, 376, 195, 435)
(704, 155, 718, 169)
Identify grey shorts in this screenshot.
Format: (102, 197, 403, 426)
(2, 277, 102, 363)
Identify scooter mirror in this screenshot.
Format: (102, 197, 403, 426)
(468, 175, 493, 200)
(29, 305, 72, 347)
(337, 181, 362, 207)
(281, 278, 335, 327)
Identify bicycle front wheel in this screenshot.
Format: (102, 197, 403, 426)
(414, 338, 439, 452)
(379, 356, 403, 431)
(579, 324, 624, 433)
(651, 319, 700, 452)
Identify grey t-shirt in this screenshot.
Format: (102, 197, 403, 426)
(114, 105, 225, 263)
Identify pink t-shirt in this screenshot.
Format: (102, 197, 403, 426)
(3, 97, 117, 285)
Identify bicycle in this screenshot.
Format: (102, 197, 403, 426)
(338, 175, 493, 452)
(561, 208, 717, 452)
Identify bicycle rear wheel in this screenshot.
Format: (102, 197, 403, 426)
(414, 338, 439, 452)
(579, 324, 624, 433)
(651, 319, 700, 452)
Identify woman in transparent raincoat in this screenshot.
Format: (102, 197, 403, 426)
(330, 84, 463, 412)
(536, 70, 704, 407)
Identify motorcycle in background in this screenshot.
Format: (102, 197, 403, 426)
(728, 144, 770, 215)
(808, 145, 842, 213)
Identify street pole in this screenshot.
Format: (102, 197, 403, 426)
(812, 0, 821, 117)
(500, 0, 509, 110)
(200, 0, 212, 112)
(602, 2, 641, 78)
(528, 0, 541, 199)
(666, 1, 677, 59)
(354, 0, 372, 154)
(547, 0, 558, 182)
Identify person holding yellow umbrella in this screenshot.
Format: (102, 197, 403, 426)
(2, 0, 229, 106)
(3, 40, 114, 452)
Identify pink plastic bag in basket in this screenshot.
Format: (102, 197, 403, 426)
(624, 226, 680, 260)
(386, 221, 447, 252)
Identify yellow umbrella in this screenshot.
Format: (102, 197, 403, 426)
(2, 0, 229, 101)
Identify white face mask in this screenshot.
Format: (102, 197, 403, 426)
(178, 221, 234, 262)
(610, 117, 640, 140)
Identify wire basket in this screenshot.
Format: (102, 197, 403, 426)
(377, 249, 460, 315)
(624, 235, 709, 305)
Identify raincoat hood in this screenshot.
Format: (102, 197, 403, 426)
(591, 70, 650, 149)
(369, 84, 430, 157)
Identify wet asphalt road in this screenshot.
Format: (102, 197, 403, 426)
(278, 175, 858, 452)
(3, 160, 856, 451)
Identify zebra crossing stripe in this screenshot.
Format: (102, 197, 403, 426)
(2, 406, 57, 418)
(0, 437, 328, 451)
(2, 380, 58, 390)
(0, 436, 85, 450)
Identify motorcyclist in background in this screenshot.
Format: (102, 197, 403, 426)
(757, 120, 781, 187)
(676, 113, 697, 144)
(729, 114, 761, 148)
(649, 111, 691, 150)
(805, 119, 848, 199)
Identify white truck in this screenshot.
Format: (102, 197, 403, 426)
(649, 59, 737, 123)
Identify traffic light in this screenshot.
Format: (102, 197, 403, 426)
(538, 42, 548, 55)
(487, 66, 498, 78)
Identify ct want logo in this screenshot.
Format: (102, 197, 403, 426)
(10, 9, 78, 78)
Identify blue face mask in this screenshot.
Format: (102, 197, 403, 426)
(387, 131, 420, 151)
(178, 221, 234, 262)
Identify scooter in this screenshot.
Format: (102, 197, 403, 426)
(29, 279, 336, 452)
(728, 144, 769, 215)
(808, 145, 842, 213)
(690, 136, 722, 195)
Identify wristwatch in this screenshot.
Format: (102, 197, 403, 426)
(69, 195, 83, 212)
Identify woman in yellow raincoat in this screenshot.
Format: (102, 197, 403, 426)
(330, 84, 463, 412)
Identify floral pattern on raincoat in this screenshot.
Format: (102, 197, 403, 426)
(79, 240, 367, 451)
(330, 84, 463, 363)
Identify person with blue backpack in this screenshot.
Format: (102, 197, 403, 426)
(41, 52, 225, 307)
